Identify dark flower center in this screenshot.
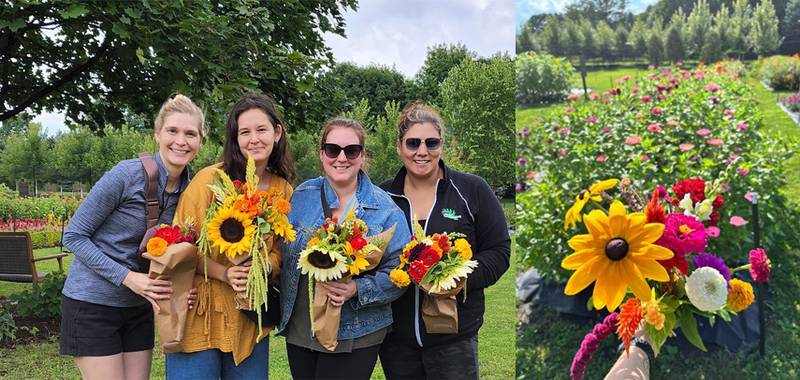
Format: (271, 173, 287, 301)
(308, 250, 336, 269)
(220, 218, 245, 242)
(579, 189, 589, 200)
(605, 238, 629, 261)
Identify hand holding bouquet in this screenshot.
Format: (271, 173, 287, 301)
(196, 155, 295, 336)
(389, 220, 478, 333)
(562, 178, 771, 380)
(297, 208, 395, 351)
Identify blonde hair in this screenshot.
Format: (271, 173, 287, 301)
(396, 102, 444, 140)
(320, 118, 366, 147)
(154, 94, 206, 139)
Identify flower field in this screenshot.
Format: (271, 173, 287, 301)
(515, 63, 800, 379)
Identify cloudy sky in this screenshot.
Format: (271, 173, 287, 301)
(516, 0, 658, 27)
(35, 0, 515, 135)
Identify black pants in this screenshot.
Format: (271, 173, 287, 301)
(286, 343, 380, 380)
(379, 334, 479, 380)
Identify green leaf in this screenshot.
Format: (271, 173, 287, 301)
(111, 23, 129, 38)
(7, 19, 26, 32)
(676, 307, 706, 352)
(135, 48, 146, 64)
(60, 4, 89, 19)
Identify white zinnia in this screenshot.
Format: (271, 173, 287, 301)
(685, 267, 728, 311)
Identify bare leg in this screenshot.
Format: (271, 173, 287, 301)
(75, 354, 125, 380)
(122, 349, 154, 380)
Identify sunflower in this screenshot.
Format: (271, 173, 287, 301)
(207, 206, 256, 259)
(298, 246, 348, 282)
(564, 179, 619, 230)
(562, 200, 674, 312)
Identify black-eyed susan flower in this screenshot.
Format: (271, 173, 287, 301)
(562, 200, 673, 312)
(564, 179, 619, 230)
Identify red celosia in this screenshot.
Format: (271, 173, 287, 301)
(408, 260, 430, 283)
(712, 194, 724, 210)
(436, 233, 451, 254)
(672, 178, 707, 205)
(645, 191, 666, 224)
(616, 298, 643, 356)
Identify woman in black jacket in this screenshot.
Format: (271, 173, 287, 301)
(378, 102, 511, 379)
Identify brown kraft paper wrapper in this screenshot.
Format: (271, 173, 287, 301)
(420, 278, 467, 334)
(227, 235, 274, 311)
(312, 225, 396, 351)
(142, 242, 198, 353)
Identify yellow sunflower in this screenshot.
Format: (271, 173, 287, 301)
(270, 212, 296, 242)
(564, 179, 619, 230)
(561, 200, 673, 312)
(206, 206, 256, 259)
(297, 246, 348, 282)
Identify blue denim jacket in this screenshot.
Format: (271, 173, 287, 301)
(278, 171, 411, 340)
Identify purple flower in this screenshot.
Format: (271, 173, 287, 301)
(518, 157, 528, 165)
(704, 83, 721, 92)
(737, 123, 748, 131)
(515, 183, 523, 192)
(738, 167, 750, 175)
(693, 253, 731, 285)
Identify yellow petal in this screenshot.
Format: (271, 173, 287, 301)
(591, 259, 613, 310)
(562, 248, 602, 270)
(644, 244, 674, 260)
(621, 259, 651, 302)
(568, 234, 595, 250)
(589, 179, 619, 195)
(629, 256, 670, 282)
(604, 262, 628, 311)
(639, 223, 665, 244)
(584, 210, 610, 240)
(564, 256, 602, 295)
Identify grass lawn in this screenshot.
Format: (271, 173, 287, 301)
(0, 244, 516, 379)
(516, 67, 800, 379)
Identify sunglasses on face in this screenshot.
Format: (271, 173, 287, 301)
(404, 138, 442, 151)
(321, 143, 363, 159)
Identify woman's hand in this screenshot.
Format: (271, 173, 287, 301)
(122, 271, 172, 312)
(187, 287, 197, 309)
(322, 279, 357, 307)
(227, 262, 251, 293)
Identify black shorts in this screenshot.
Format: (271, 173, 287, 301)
(59, 295, 154, 357)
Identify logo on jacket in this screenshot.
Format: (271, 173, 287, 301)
(441, 208, 461, 220)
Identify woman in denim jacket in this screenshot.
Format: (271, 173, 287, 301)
(278, 118, 411, 379)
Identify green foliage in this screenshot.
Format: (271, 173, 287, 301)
(364, 102, 402, 184)
(748, 0, 783, 56)
(685, 0, 712, 59)
(441, 55, 515, 191)
(700, 28, 723, 64)
(322, 63, 415, 121)
(729, 0, 753, 57)
(628, 19, 649, 58)
(0, 305, 15, 342)
(540, 16, 565, 56)
(29, 231, 63, 249)
(755, 55, 800, 90)
(516, 52, 575, 106)
(646, 29, 665, 66)
(9, 271, 66, 319)
(665, 26, 685, 63)
(613, 25, 630, 60)
(415, 44, 476, 106)
(289, 129, 322, 184)
(516, 64, 797, 279)
(0, 124, 50, 194)
(0, 195, 80, 221)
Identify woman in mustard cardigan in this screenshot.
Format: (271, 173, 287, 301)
(166, 93, 295, 379)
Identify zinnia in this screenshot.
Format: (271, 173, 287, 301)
(679, 143, 694, 152)
(697, 128, 712, 137)
(729, 216, 748, 227)
(727, 278, 754, 312)
(625, 135, 641, 145)
(146, 237, 168, 257)
(390, 268, 411, 288)
(656, 213, 707, 257)
(749, 248, 770, 282)
(693, 253, 731, 285)
(685, 267, 728, 311)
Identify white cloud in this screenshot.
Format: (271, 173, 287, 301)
(32, 111, 67, 136)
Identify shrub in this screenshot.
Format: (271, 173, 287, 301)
(10, 271, 66, 319)
(516, 52, 574, 105)
(714, 60, 747, 78)
(516, 64, 798, 280)
(0, 305, 16, 342)
(754, 55, 800, 90)
(29, 230, 63, 249)
(781, 93, 800, 112)
(0, 195, 80, 221)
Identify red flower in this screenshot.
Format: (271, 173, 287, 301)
(418, 248, 441, 267)
(349, 236, 367, 250)
(645, 192, 665, 224)
(155, 225, 182, 244)
(436, 234, 451, 254)
(659, 251, 688, 275)
(233, 179, 243, 188)
(712, 194, 724, 210)
(708, 211, 721, 226)
(672, 178, 707, 205)
(409, 260, 430, 283)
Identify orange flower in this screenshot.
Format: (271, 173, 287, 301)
(616, 298, 643, 356)
(146, 237, 168, 257)
(275, 199, 291, 214)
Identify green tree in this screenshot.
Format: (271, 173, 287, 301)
(364, 101, 402, 184)
(51, 127, 97, 185)
(628, 19, 648, 59)
(580, 20, 598, 60)
(646, 17, 664, 66)
(564, 0, 629, 23)
(701, 27, 723, 63)
(0, 0, 356, 131)
(685, 0, 712, 58)
(321, 63, 414, 122)
(748, 0, 783, 57)
(440, 55, 514, 190)
(540, 16, 565, 56)
(563, 19, 584, 57)
(665, 25, 685, 63)
(595, 21, 616, 62)
(0, 124, 50, 195)
(614, 25, 630, 60)
(730, 0, 753, 57)
(783, 0, 800, 54)
(415, 44, 476, 106)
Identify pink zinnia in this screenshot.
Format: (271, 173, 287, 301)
(651, 107, 663, 115)
(566, 106, 575, 113)
(704, 83, 721, 92)
(707, 138, 724, 146)
(738, 167, 750, 175)
(737, 123, 748, 131)
(568, 93, 579, 101)
(724, 109, 734, 117)
(706, 226, 721, 238)
(589, 94, 600, 100)
(697, 128, 712, 137)
(596, 154, 607, 163)
(745, 192, 754, 202)
(666, 120, 680, 127)
(694, 71, 705, 80)
(561, 127, 571, 135)
(730, 216, 747, 227)
(640, 154, 649, 161)
(679, 143, 694, 152)
(631, 87, 639, 94)
(647, 124, 663, 133)
(625, 135, 641, 145)
(657, 94, 666, 101)
(558, 150, 568, 158)
(586, 116, 598, 123)
(656, 213, 708, 257)
(749, 248, 770, 282)
(641, 95, 651, 103)
(602, 127, 612, 134)
(526, 171, 538, 180)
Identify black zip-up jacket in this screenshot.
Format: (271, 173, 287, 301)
(379, 160, 510, 347)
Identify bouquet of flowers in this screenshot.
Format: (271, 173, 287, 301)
(388, 221, 477, 333)
(297, 208, 395, 351)
(196, 155, 295, 334)
(562, 178, 771, 380)
(141, 221, 199, 353)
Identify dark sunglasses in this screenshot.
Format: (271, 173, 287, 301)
(321, 143, 363, 159)
(404, 138, 442, 151)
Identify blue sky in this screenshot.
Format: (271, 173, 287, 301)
(516, 0, 659, 27)
(34, 0, 515, 135)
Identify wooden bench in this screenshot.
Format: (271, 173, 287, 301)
(0, 232, 68, 290)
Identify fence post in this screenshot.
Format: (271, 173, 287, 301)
(751, 191, 765, 357)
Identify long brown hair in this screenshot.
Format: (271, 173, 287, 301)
(222, 93, 295, 182)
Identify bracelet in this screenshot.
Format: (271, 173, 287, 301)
(631, 337, 656, 368)
(223, 267, 230, 283)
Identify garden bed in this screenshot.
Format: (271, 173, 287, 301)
(777, 101, 800, 125)
(0, 298, 60, 349)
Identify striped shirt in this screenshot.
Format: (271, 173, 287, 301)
(62, 153, 189, 307)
